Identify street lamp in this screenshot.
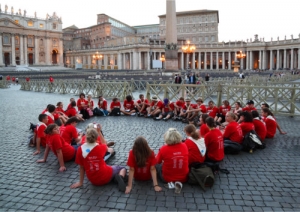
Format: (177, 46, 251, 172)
(182, 41, 196, 69)
(236, 50, 246, 59)
(160, 54, 165, 70)
(93, 51, 103, 60)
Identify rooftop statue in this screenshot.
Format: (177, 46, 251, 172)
(34, 11, 37, 18)
(11, 6, 14, 14)
(24, 10, 26, 16)
(5, 5, 8, 13)
(19, 9, 21, 15)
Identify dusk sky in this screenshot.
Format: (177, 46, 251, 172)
(2, 0, 300, 42)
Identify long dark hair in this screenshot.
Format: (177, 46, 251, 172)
(133, 136, 152, 167)
(45, 124, 58, 135)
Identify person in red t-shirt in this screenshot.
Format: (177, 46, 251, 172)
(242, 100, 257, 113)
(251, 110, 267, 141)
(77, 93, 90, 119)
(184, 125, 206, 166)
(239, 111, 255, 136)
(70, 128, 127, 191)
(67, 98, 75, 110)
(146, 96, 163, 118)
(12, 77, 16, 84)
(173, 97, 185, 118)
(121, 95, 136, 116)
(49, 76, 54, 83)
(215, 100, 231, 124)
(87, 94, 94, 110)
(97, 96, 108, 116)
(125, 136, 162, 194)
(109, 97, 121, 116)
(206, 100, 219, 118)
(199, 114, 210, 138)
(6, 75, 11, 81)
(26, 77, 30, 82)
(155, 98, 174, 121)
(37, 124, 76, 172)
(55, 102, 69, 124)
(186, 98, 207, 124)
(43, 104, 60, 126)
(65, 101, 84, 121)
(135, 94, 149, 116)
(61, 117, 83, 145)
(156, 128, 189, 190)
(180, 98, 198, 122)
(204, 117, 224, 162)
(261, 108, 277, 138)
(223, 112, 243, 154)
(33, 114, 49, 155)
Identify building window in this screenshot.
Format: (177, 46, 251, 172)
(39, 23, 44, 28)
(15, 20, 19, 24)
(205, 36, 208, 42)
(3, 35, 9, 44)
(52, 23, 57, 29)
(27, 21, 33, 27)
(211, 36, 215, 42)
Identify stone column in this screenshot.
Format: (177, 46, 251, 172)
(262, 50, 266, 70)
(276, 49, 280, 70)
(138, 51, 142, 69)
(130, 52, 133, 70)
(298, 49, 300, 69)
(210, 52, 213, 70)
(250, 51, 253, 70)
(228, 52, 231, 70)
(24, 35, 28, 65)
(216, 52, 219, 70)
(192, 52, 195, 69)
(246, 51, 249, 70)
(270, 50, 273, 70)
(59, 39, 63, 66)
(35, 36, 39, 65)
(186, 53, 190, 69)
(290, 49, 294, 70)
(11, 34, 16, 66)
(0, 33, 3, 66)
(19, 35, 24, 65)
(88, 55, 91, 68)
(258, 50, 261, 69)
(181, 52, 184, 70)
(241, 56, 244, 70)
(204, 52, 207, 70)
(283, 49, 287, 69)
(159, 52, 162, 61)
(165, 0, 178, 71)
(198, 52, 201, 70)
(222, 52, 225, 70)
(45, 37, 50, 65)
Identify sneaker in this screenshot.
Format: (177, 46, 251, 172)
(107, 141, 115, 147)
(174, 181, 183, 194)
(163, 118, 168, 121)
(156, 117, 162, 120)
(131, 113, 136, 116)
(115, 175, 126, 192)
(172, 116, 177, 121)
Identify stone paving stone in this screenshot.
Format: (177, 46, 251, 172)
(1, 85, 300, 211)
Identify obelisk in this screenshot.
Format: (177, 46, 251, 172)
(165, 0, 178, 71)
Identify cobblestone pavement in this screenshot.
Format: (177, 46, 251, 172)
(0, 85, 299, 211)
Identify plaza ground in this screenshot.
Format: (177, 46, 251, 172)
(0, 85, 299, 211)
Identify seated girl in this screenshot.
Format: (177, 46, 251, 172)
(33, 114, 48, 155)
(199, 113, 210, 138)
(70, 128, 127, 191)
(261, 108, 277, 138)
(251, 110, 267, 141)
(109, 97, 121, 116)
(37, 124, 76, 172)
(125, 136, 162, 194)
(184, 124, 206, 166)
(55, 102, 68, 124)
(77, 93, 89, 119)
(60, 117, 83, 145)
(97, 96, 108, 116)
(121, 95, 136, 116)
(239, 111, 255, 136)
(65, 101, 84, 121)
(155, 98, 174, 121)
(156, 128, 189, 193)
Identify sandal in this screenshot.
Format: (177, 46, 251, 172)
(174, 181, 183, 194)
(164, 182, 175, 189)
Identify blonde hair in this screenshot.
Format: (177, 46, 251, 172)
(86, 128, 98, 144)
(164, 128, 182, 145)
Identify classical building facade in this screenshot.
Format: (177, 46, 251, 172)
(64, 10, 300, 71)
(0, 5, 63, 66)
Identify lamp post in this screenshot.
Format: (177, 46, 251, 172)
(92, 51, 103, 69)
(181, 41, 196, 69)
(160, 54, 165, 70)
(236, 50, 246, 70)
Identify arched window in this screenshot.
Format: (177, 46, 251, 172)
(27, 21, 33, 27)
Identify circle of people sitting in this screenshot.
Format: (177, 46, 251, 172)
(30, 93, 287, 194)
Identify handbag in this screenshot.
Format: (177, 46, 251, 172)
(188, 164, 214, 191)
(86, 108, 93, 117)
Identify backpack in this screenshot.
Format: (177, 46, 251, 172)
(242, 130, 265, 153)
(242, 74, 245, 79)
(109, 108, 121, 116)
(188, 164, 214, 191)
(93, 107, 104, 116)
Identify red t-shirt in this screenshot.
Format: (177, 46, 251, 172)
(207, 106, 219, 118)
(37, 124, 47, 147)
(127, 150, 156, 181)
(242, 106, 257, 112)
(110, 101, 121, 109)
(49, 77, 54, 83)
(150, 101, 163, 109)
(198, 104, 207, 113)
(156, 143, 189, 183)
(123, 100, 135, 110)
(47, 134, 75, 162)
(65, 108, 77, 117)
(204, 129, 224, 162)
(98, 100, 108, 110)
(55, 107, 66, 115)
(200, 124, 210, 138)
(137, 99, 149, 106)
(182, 103, 198, 110)
(87, 100, 94, 108)
(80, 135, 102, 145)
(239, 122, 255, 136)
(184, 138, 205, 165)
(61, 125, 78, 144)
(77, 99, 88, 111)
(219, 105, 231, 116)
(67, 104, 72, 110)
(162, 102, 175, 113)
(264, 116, 277, 138)
(6, 76, 10, 81)
(223, 121, 243, 144)
(75, 144, 113, 186)
(175, 100, 185, 109)
(253, 118, 267, 141)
